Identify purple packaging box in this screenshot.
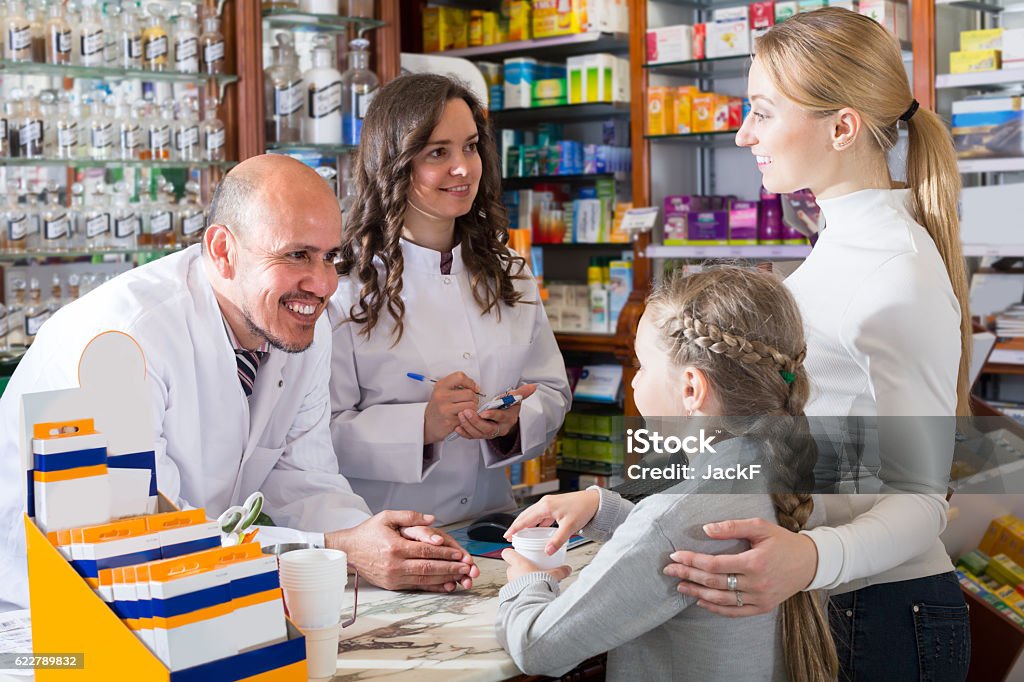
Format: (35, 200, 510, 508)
(688, 210, 730, 244)
(729, 200, 759, 244)
(663, 195, 701, 245)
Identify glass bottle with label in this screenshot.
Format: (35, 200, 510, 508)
(174, 96, 200, 162)
(23, 185, 41, 252)
(142, 3, 169, 71)
(0, 95, 11, 157)
(16, 88, 43, 159)
(302, 34, 342, 145)
(48, 274, 63, 315)
(27, 1, 44, 62)
(200, 97, 225, 161)
(38, 89, 57, 157)
(41, 182, 69, 252)
(264, 31, 303, 144)
(3, 182, 25, 253)
(117, 97, 142, 160)
(0, 300, 8, 351)
(77, 0, 105, 67)
(44, 0, 71, 64)
(101, 3, 120, 65)
(87, 95, 113, 160)
(67, 273, 81, 304)
(147, 99, 173, 160)
(6, 279, 26, 348)
(111, 181, 138, 250)
(69, 181, 86, 250)
(143, 181, 175, 248)
(54, 92, 77, 159)
(177, 180, 205, 245)
(24, 278, 48, 345)
(341, 37, 378, 146)
(4, 0, 31, 62)
(173, 2, 198, 73)
(199, 11, 224, 74)
(115, 2, 141, 69)
(82, 182, 111, 250)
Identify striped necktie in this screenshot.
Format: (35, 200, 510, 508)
(235, 349, 265, 398)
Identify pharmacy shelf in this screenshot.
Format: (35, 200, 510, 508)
(0, 157, 234, 169)
(644, 54, 751, 79)
(511, 479, 560, 495)
(0, 59, 238, 87)
(502, 172, 619, 187)
(491, 102, 630, 126)
(266, 143, 358, 155)
(261, 9, 385, 34)
(646, 244, 812, 259)
(936, 0, 1005, 11)
(959, 157, 1024, 173)
(0, 247, 182, 262)
(962, 243, 1024, 256)
(442, 32, 629, 60)
(644, 130, 739, 146)
(537, 242, 632, 250)
(554, 331, 622, 355)
(936, 70, 1024, 89)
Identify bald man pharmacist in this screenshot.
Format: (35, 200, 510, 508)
(0, 155, 477, 611)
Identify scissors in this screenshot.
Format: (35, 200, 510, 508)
(218, 491, 264, 545)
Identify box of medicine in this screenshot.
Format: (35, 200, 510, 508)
(573, 198, 604, 243)
(708, 7, 751, 58)
(589, 0, 629, 32)
(589, 288, 610, 333)
(31, 418, 110, 532)
(713, 94, 732, 131)
(798, 0, 826, 10)
(533, 77, 567, 106)
(422, 7, 468, 52)
(961, 28, 1003, 51)
(693, 92, 716, 133)
(612, 55, 630, 103)
(532, 0, 586, 38)
(728, 98, 744, 129)
(148, 551, 237, 670)
(729, 200, 759, 244)
(608, 260, 633, 330)
(859, 0, 908, 41)
(1003, 28, 1024, 67)
(646, 24, 694, 63)
(828, 0, 859, 10)
(952, 97, 1022, 159)
(674, 86, 697, 134)
(145, 509, 221, 559)
(693, 23, 707, 60)
(508, 0, 531, 41)
(775, 1, 798, 21)
(213, 544, 288, 653)
(647, 86, 674, 135)
(950, 49, 1002, 74)
(70, 517, 161, 588)
(664, 195, 700, 245)
(688, 210, 730, 244)
(750, 2, 775, 29)
(567, 54, 591, 104)
(504, 57, 537, 108)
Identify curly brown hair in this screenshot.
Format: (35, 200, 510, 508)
(337, 73, 528, 342)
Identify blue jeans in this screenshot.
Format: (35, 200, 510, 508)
(828, 572, 970, 681)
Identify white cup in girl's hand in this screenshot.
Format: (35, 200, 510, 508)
(511, 527, 568, 570)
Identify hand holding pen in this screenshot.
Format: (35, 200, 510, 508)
(418, 371, 486, 444)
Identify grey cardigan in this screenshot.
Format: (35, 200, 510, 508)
(495, 438, 824, 680)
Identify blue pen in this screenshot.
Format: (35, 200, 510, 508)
(406, 372, 487, 398)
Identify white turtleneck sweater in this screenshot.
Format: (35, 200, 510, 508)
(785, 188, 960, 594)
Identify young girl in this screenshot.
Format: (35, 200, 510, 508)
(328, 74, 571, 525)
(666, 9, 971, 680)
(496, 267, 836, 682)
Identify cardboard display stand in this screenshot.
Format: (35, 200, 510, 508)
(22, 331, 307, 680)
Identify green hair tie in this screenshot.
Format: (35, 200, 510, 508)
(779, 370, 795, 385)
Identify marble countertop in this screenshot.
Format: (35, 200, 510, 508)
(329, 541, 601, 682)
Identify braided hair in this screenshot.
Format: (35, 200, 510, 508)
(646, 266, 837, 682)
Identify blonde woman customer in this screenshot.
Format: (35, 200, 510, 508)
(665, 9, 971, 680)
(496, 267, 836, 682)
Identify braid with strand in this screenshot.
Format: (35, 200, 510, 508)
(646, 266, 837, 682)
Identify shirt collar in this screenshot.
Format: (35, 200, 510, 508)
(221, 314, 271, 354)
(399, 238, 465, 274)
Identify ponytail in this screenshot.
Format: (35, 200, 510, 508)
(905, 109, 973, 416)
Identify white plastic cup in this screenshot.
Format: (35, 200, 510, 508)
(511, 527, 568, 571)
(279, 549, 348, 627)
(282, 585, 345, 628)
(302, 623, 340, 680)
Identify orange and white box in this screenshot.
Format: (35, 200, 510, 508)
(692, 92, 716, 133)
(132, 564, 157, 651)
(647, 86, 674, 135)
(32, 419, 110, 531)
(149, 552, 237, 671)
(646, 25, 693, 64)
(145, 509, 221, 560)
(70, 517, 161, 589)
(674, 86, 697, 134)
(214, 545, 289, 652)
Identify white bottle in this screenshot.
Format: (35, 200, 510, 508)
(111, 181, 138, 250)
(77, 0, 105, 67)
(117, 96, 142, 160)
(172, 3, 199, 74)
(41, 182, 69, 252)
(300, 0, 338, 14)
(87, 95, 113, 160)
(301, 34, 342, 145)
(82, 182, 111, 250)
(174, 96, 200, 162)
(200, 97, 225, 161)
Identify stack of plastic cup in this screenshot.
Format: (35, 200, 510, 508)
(278, 548, 347, 679)
(510, 527, 568, 570)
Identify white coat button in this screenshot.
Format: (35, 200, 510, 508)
(463, 352, 471, 360)
(912, 605, 919, 614)
(460, 497, 468, 504)
(278, 380, 284, 388)
(845, 610, 853, 618)
(443, 276, 452, 285)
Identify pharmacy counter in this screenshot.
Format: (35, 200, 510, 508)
(332, 539, 602, 681)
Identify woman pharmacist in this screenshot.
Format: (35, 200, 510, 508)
(327, 74, 571, 525)
(665, 9, 971, 680)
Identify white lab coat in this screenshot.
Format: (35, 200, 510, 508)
(328, 240, 571, 525)
(0, 245, 370, 610)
